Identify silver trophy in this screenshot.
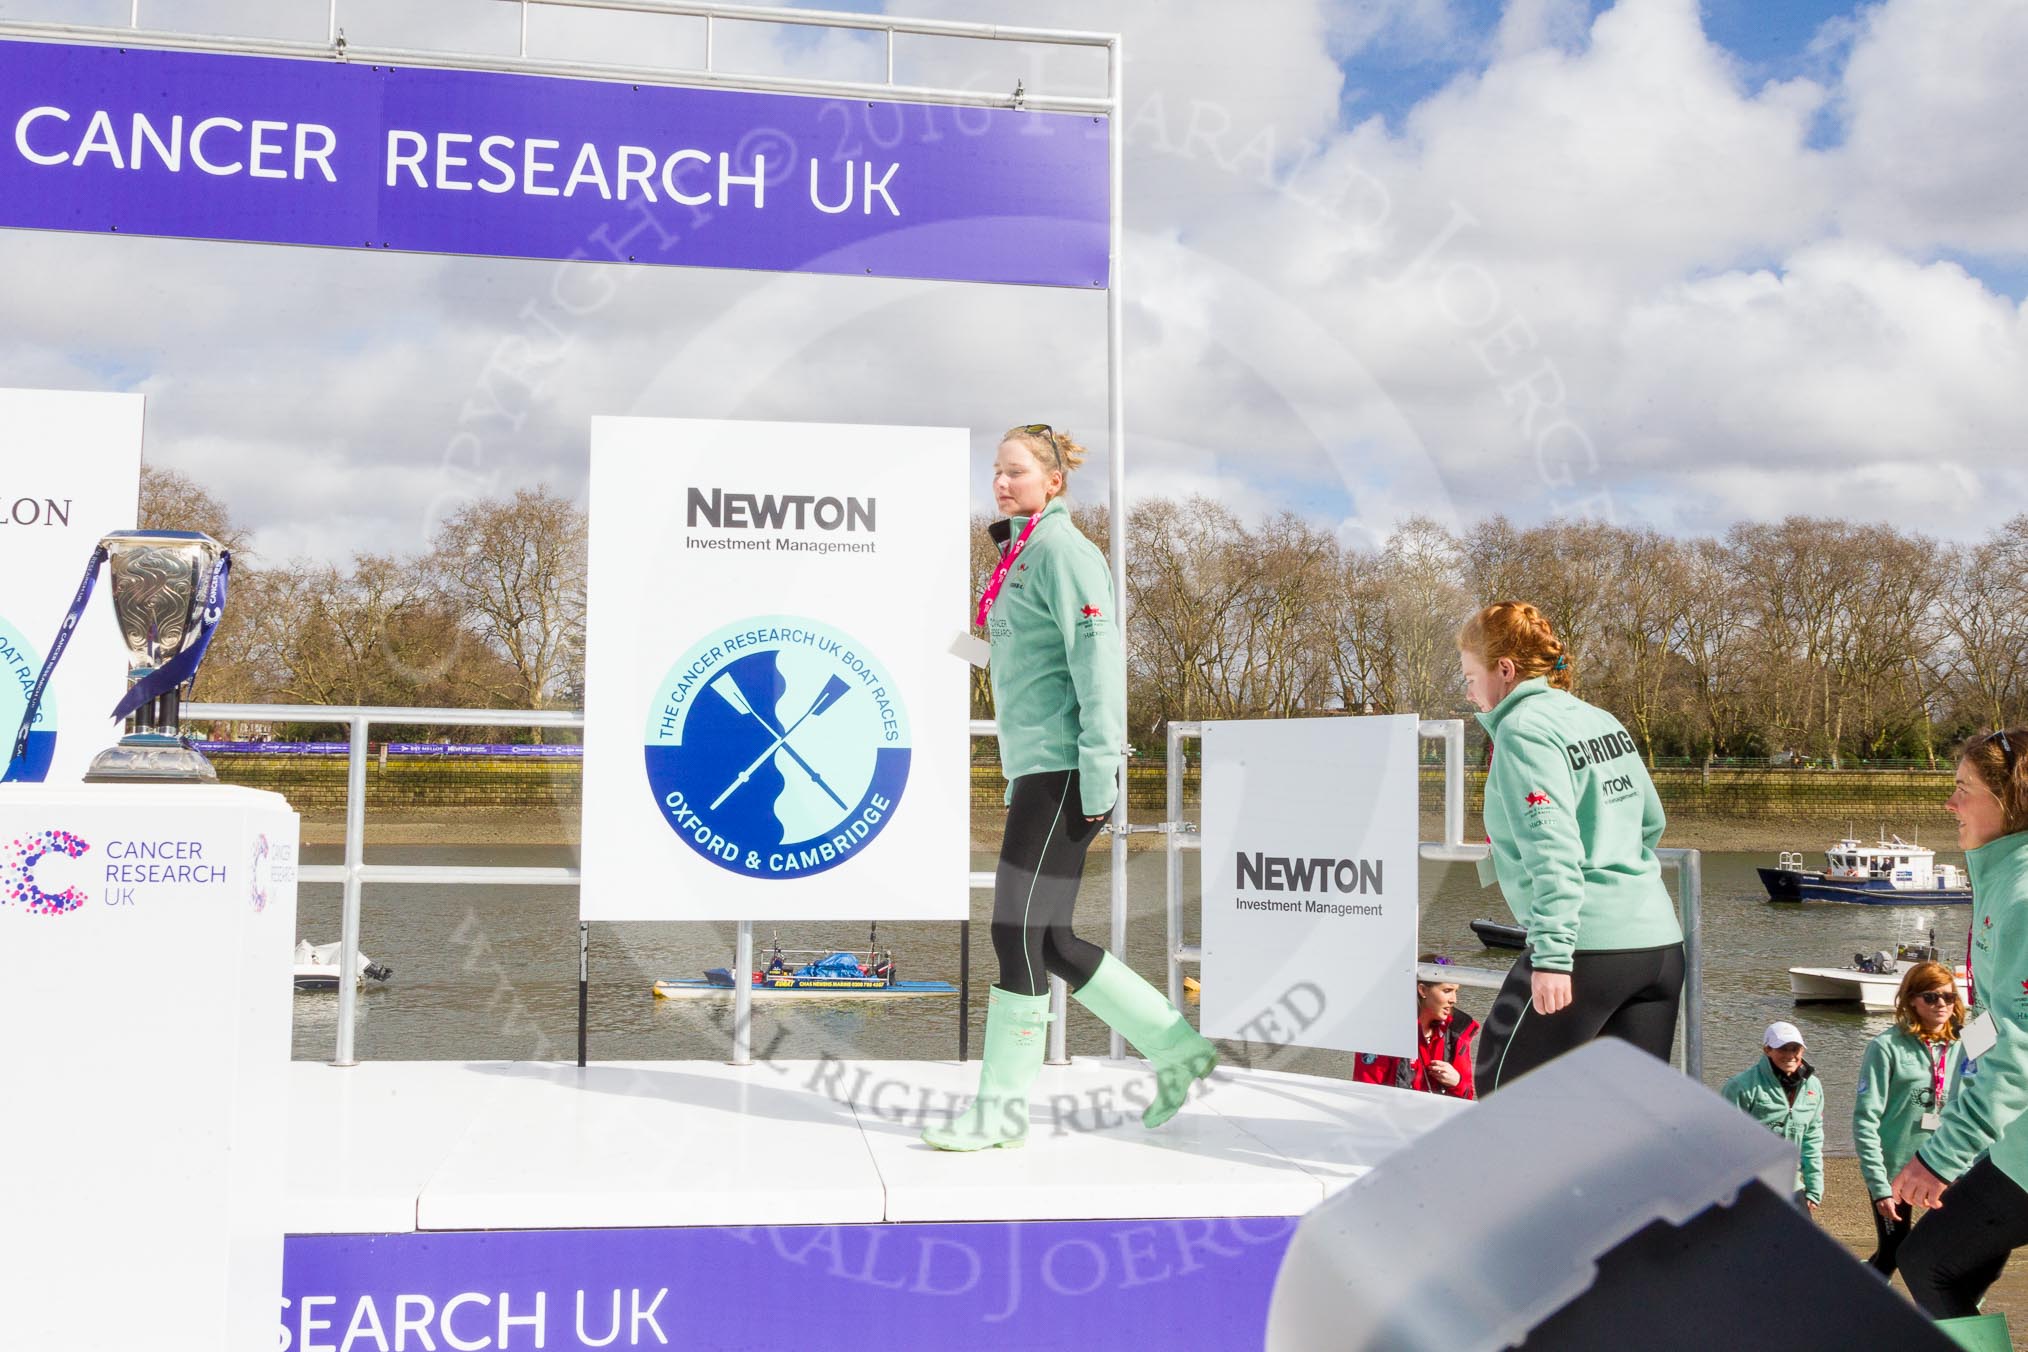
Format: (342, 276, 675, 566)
(84, 530, 226, 783)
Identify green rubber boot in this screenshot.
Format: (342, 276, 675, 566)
(1073, 953, 1219, 1128)
(922, 987, 1052, 1151)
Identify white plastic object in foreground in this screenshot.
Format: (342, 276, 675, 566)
(0, 784, 299, 1352)
(1264, 1039, 1796, 1352)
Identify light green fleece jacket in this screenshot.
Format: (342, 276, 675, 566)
(1853, 1025, 1965, 1202)
(1920, 831, 2028, 1189)
(984, 496, 1125, 818)
(1476, 678, 1681, 972)
(1722, 1056, 1826, 1205)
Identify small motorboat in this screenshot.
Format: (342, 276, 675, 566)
(293, 939, 393, 991)
(1789, 939, 1967, 1010)
(653, 926, 956, 1000)
(1760, 835, 1970, 905)
(1470, 919, 1527, 951)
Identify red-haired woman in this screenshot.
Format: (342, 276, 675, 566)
(1458, 601, 1684, 1094)
(1892, 729, 2028, 1315)
(1854, 961, 1966, 1277)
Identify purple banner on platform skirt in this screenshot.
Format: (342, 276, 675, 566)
(0, 38, 1110, 287)
(283, 1217, 1292, 1350)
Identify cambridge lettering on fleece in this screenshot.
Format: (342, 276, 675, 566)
(1475, 678, 1681, 973)
(983, 497, 1124, 819)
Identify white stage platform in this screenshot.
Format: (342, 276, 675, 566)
(286, 1057, 1464, 1234)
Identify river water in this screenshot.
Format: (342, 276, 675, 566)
(293, 844, 1966, 1155)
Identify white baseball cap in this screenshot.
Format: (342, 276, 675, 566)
(1763, 1021, 1806, 1050)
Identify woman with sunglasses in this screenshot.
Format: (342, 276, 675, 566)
(1893, 727, 2028, 1315)
(924, 424, 1216, 1152)
(1852, 961, 1966, 1276)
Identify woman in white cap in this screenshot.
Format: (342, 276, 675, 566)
(1720, 1021, 1825, 1212)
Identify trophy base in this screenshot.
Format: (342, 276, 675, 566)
(84, 737, 219, 784)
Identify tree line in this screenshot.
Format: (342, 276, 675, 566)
(154, 466, 2028, 764)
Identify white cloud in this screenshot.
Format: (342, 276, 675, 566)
(1832, 0, 2028, 258)
(0, 0, 2024, 567)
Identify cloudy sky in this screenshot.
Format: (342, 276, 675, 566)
(0, 0, 2023, 563)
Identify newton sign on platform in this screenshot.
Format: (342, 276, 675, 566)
(1199, 716, 1420, 1056)
(580, 417, 968, 922)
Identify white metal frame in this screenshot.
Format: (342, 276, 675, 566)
(22, 0, 1132, 1065)
(1160, 718, 1706, 1077)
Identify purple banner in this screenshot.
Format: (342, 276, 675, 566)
(0, 38, 1110, 288)
(193, 740, 348, 755)
(193, 741, 583, 756)
(386, 742, 581, 758)
(284, 1218, 1291, 1351)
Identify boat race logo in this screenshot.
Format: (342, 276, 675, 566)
(250, 833, 273, 913)
(3, 828, 90, 916)
(643, 615, 910, 878)
(0, 612, 57, 782)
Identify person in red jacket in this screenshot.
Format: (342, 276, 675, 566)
(1353, 957, 1479, 1099)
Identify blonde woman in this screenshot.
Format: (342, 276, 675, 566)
(1853, 961, 1965, 1275)
(924, 424, 1215, 1151)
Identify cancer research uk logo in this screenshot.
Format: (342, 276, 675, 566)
(643, 616, 909, 878)
(0, 612, 57, 782)
(4, 829, 90, 915)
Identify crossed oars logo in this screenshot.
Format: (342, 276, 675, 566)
(708, 672, 853, 812)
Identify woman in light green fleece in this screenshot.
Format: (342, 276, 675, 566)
(1892, 727, 2028, 1316)
(1458, 601, 1684, 1095)
(923, 424, 1216, 1152)
(1852, 960, 1965, 1276)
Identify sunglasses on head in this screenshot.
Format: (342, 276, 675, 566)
(1915, 990, 1957, 1006)
(1018, 423, 1063, 467)
(1997, 729, 2016, 767)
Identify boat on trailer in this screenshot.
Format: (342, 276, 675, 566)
(1758, 834, 1971, 905)
(652, 926, 957, 1000)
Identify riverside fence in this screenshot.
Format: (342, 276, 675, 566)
(195, 739, 1957, 826)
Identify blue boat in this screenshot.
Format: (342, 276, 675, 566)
(653, 926, 958, 998)
(1759, 835, 1971, 906)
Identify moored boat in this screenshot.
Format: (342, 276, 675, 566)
(652, 927, 955, 999)
(1470, 918, 1527, 951)
(1759, 835, 1970, 905)
(1788, 939, 1967, 1010)
(293, 939, 394, 991)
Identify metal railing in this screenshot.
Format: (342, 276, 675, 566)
(186, 703, 584, 1067)
(1160, 719, 1705, 1079)
(187, 701, 1013, 1068)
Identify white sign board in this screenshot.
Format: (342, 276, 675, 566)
(581, 417, 969, 921)
(1200, 716, 1420, 1056)
(0, 387, 141, 784)
(0, 783, 298, 1352)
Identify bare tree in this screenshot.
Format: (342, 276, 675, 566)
(425, 488, 587, 729)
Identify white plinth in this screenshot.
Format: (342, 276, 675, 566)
(0, 783, 298, 1352)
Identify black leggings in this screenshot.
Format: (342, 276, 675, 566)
(1870, 1198, 1916, 1277)
(992, 770, 1107, 996)
(1474, 944, 1684, 1095)
(1900, 1156, 2028, 1317)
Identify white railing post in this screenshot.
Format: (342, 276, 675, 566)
(731, 920, 752, 1065)
(333, 712, 369, 1066)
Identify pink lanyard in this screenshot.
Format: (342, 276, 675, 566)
(1930, 1040, 1950, 1106)
(975, 513, 1041, 627)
